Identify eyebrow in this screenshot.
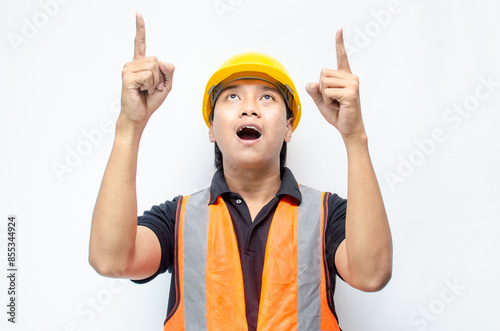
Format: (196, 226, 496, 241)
(221, 84, 280, 94)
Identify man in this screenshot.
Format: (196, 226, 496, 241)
(89, 12, 392, 331)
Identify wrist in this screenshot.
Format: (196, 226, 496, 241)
(342, 131, 368, 150)
(114, 114, 147, 146)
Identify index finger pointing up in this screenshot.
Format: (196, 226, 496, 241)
(134, 12, 146, 59)
(336, 27, 351, 73)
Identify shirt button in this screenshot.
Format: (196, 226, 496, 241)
(235, 199, 242, 204)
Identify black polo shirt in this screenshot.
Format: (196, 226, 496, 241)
(133, 168, 347, 331)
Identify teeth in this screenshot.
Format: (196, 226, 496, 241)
(237, 125, 262, 140)
(238, 126, 261, 134)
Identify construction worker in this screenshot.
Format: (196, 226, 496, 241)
(89, 13, 392, 331)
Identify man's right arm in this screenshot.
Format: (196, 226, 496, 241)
(88, 13, 175, 279)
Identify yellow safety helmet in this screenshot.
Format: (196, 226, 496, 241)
(202, 51, 301, 132)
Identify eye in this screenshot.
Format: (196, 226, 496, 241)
(226, 93, 239, 100)
(261, 94, 275, 101)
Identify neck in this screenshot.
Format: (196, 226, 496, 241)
(223, 164, 282, 206)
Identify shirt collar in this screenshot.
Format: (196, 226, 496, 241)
(208, 167, 302, 205)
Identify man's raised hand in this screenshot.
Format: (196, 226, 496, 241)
(306, 28, 365, 140)
(120, 13, 174, 127)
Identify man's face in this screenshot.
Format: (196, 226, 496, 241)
(209, 79, 294, 172)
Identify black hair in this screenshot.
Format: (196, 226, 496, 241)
(210, 105, 294, 175)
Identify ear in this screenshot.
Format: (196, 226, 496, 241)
(209, 121, 216, 143)
(284, 117, 294, 143)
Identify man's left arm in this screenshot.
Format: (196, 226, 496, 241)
(306, 28, 392, 292)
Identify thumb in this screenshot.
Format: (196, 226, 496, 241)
(160, 62, 175, 92)
(306, 82, 323, 106)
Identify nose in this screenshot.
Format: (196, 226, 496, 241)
(240, 98, 261, 118)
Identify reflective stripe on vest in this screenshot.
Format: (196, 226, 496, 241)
(164, 185, 340, 331)
(183, 188, 210, 330)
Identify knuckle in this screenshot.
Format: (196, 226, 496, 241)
(345, 89, 357, 99)
(144, 71, 153, 81)
(318, 81, 325, 92)
(146, 59, 160, 72)
(352, 80, 359, 90)
(147, 56, 159, 64)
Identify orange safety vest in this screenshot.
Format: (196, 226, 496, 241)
(164, 185, 341, 331)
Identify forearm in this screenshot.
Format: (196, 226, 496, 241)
(89, 116, 146, 276)
(343, 133, 392, 290)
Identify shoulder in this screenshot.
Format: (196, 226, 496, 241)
(138, 196, 182, 224)
(297, 185, 346, 208)
(326, 192, 347, 209)
(186, 187, 210, 200)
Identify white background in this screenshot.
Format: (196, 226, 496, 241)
(1, 0, 500, 330)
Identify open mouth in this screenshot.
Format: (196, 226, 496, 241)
(237, 126, 262, 140)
